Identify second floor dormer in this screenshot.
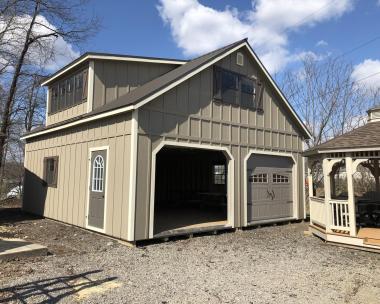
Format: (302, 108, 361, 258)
(42, 53, 186, 126)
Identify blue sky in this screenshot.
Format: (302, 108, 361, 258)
(60, 0, 380, 90)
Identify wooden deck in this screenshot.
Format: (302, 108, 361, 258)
(357, 228, 380, 246)
(309, 224, 380, 253)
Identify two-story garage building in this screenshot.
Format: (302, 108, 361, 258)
(22, 39, 311, 242)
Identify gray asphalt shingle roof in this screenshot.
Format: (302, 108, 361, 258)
(304, 121, 380, 155)
(25, 39, 247, 136)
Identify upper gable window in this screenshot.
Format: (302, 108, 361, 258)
(213, 66, 264, 111)
(49, 69, 88, 114)
(237, 52, 244, 66)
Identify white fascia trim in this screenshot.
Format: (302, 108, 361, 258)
(133, 43, 247, 110)
(27, 43, 247, 140)
(132, 42, 311, 139)
(45, 88, 49, 126)
(148, 141, 235, 239)
(41, 54, 185, 86)
(243, 43, 312, 139)
(127, 109, 138, 241)
(317, 147, 380, 154)
(21, 105, 135, 140)
(243, 149, 298, 226)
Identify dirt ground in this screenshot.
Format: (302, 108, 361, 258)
(0, 199, 379, 304)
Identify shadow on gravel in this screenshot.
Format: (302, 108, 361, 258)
(0, 270, 118, 303)
(0, 199, 41, 225)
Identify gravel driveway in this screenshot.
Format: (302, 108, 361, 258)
(1, 201, 380, 303)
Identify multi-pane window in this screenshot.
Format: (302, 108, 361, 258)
(213, 66, 264, 111)
(249, 173, 268, 183)
(92, 155, 105, 192)
(273, 173, 289, 183)
(49, 69, 88, 114)
(43, 156, 59, 187)
(213, 164, 226, 185)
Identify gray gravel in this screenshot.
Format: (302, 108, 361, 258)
(1, 221, 379, 304)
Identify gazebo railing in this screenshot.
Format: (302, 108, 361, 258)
(329, 200, 350, 232)
(309, 197, 326, 227)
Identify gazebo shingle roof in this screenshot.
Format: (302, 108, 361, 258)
(304, 121, 380, 155)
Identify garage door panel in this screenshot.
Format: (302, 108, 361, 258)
(247, 154, 294, 222)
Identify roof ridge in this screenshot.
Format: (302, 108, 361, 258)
(84, 51, 188, 62)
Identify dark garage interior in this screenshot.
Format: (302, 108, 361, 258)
(154, 147, 228, 235)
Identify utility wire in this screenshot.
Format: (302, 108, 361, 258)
(288, 70, 380, 102)
(334, 34, 380, 60)
(253, 0, 338, 54)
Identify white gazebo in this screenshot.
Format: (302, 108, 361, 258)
(305, 107, 380, 252)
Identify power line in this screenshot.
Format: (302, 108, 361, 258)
(253, 0, 338, 54)
(288, 70, 380, 102)
(334, 34, 380, 60)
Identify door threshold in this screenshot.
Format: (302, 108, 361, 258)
(247, 217, 297, 226)
(154, 224, 231, 239)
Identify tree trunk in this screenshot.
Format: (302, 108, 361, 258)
(0, 0, 40, 168)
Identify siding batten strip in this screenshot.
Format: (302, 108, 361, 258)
(127, 109, 138, 241)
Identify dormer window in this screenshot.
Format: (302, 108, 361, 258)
(49, 68, 88, 114)
(213, 66, 264, 111)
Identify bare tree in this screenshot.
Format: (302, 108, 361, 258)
(0, 0, 99, 195)
(281, 55, 376, 148)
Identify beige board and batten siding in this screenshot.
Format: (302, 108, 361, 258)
(46, 102, 88, 126)
(92, 60, 179, 109)
(134, 48, 305, 240)
(23, 112, 133, 240)
(46, 63, 90, 127)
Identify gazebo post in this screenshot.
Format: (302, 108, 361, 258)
(374, 159, 380, 193)
(307, 160, 314, 199)
(322, 157, 332, 233)
(345, 156, 357, 236)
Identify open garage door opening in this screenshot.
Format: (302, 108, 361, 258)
(153, 147, 228, 236)
(247, 154, 294, 223)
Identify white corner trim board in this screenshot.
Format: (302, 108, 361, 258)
(148, 141, 235, 239)
(243, 149, 299, 226)
(86, 60, 95, 113)
(127, 110, 138, 241)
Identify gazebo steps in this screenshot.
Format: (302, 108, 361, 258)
(363, 238, 380, 247)
(309, 224, 380, 253)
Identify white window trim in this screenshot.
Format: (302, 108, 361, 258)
(86, 145, 109, 233)
(91, 155, 105, 192)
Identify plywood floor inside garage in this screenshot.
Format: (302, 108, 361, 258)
(154, 205, 227, 235)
